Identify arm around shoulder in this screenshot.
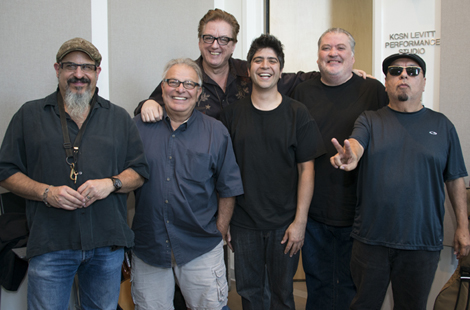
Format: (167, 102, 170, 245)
(134, 83, 164, 122)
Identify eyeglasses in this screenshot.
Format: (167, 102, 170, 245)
(387, 66, 421, 77)
(201, 35, 234, 46)
(163, 79, 200, 90)
(60, 62, 97, 72)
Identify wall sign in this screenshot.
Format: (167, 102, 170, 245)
(384, 30, 440, 54)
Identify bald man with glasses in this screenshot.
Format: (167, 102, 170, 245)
(331, 53, 470, 310)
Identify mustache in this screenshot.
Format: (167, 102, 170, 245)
(67, 77, 91, 85)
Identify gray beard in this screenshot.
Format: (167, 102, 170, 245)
(64, 88, 93, 120)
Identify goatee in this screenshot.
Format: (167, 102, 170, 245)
(64, 78, 93, 120)
(397, 94, 409, 101)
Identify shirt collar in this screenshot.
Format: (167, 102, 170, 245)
(162, 107, 199, 132)
(45, 87, 108, 116)
(196, 56, 246, 85)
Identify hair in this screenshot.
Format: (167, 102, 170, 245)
(246, 34, 285, 70)
(197, 9, 240, 43)
(161, 58, 203, 86)
(317, 28, 356, 55)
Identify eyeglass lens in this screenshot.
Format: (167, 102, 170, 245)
(388, 66, 421, 77)
(61, 62, 97, 72)
(202, 35, 231, 46)
(165, 79, 198, 90)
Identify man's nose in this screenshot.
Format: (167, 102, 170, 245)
(176, 83, 186, 92)
(74, 66, 86, 78)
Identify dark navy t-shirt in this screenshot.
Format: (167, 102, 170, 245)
(351, 106, 467, 250)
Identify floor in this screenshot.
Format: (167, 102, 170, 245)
(227, 280, 307, 310)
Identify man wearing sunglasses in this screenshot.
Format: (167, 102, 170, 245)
(132, 58, 243, 310)
(0, 38, 149, 309)
(330, 53, 470, 309)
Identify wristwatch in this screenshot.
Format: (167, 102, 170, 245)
(110, 177, 122, 192)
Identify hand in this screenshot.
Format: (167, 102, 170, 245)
(47, 185, 86, 210)
(352, 69, 376, 80)
(77, 178, 114, 207)
(454, 226, 470, 259)
(281, 221, 306, 257)
(330, 138, 358, 171)
(141, 99, 163, 122)
(226, 226, 233, 252)
(217, 222, 233, 252)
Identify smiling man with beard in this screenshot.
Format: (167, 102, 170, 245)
(0, 37, 149, 310)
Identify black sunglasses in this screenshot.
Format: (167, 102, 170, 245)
(387, 66, 421, 77)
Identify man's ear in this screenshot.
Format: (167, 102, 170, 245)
(54, 63, 60, 78)
(196, 86, 203, 99)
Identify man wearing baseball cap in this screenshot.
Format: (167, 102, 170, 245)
(330, 53, 470, 309)
(0, 37, 149, 309)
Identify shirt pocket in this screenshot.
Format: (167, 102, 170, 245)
(179, 150, 213, 184)
(213, 262, 228, 302)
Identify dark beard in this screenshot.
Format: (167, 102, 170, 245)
(397, 93, 409, 101)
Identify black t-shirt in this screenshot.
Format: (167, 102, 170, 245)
(292, 74, 388, 226)
(220, 95, 325, 230)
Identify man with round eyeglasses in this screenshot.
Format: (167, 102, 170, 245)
(132, 58, 243, 310)
(133, 9, 369, 122)
(330, 53, 470, 310)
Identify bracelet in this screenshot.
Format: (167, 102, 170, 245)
(43, 185, 53, 207)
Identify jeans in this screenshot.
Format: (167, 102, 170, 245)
(231, 225, 299, 310)
(302, 218, 355, 310)
(350, 240, 440, 310)
(28, 246, 124, 310)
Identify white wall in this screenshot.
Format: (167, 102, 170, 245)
(373, 0, 441, 110)
(270, 0, 330, 73)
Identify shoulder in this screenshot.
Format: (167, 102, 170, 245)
(102, 97, 132, 118)
(284, 96, 311, 114)
(282, 96, 314, 125)
(195, 110, 230, 135)
(229, 57, 249, 77)
(423, 108, 454, 126)
(230, 57, 248, 68)
(351, 75, 386, 90)
(223, 97, 251, 114)
(16, 92, 56, 117)
(364, 105, 388, 115)
(293, 77, 321, 91)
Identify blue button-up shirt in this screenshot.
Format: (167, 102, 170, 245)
(133, 109, 243, 267)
